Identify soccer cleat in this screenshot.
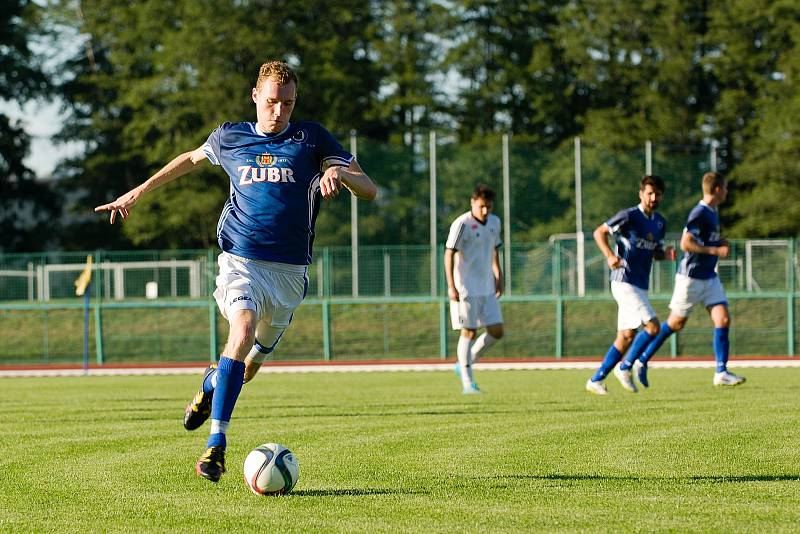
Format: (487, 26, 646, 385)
(614, 366, 638, 393)
(633, 360, 649, 388)
(585, 379, 608, 395)
(462, 383, 482, 395)
(713, 371, 746, 387)
(183, 364, 217, 431)
(195, 446, 226, 482)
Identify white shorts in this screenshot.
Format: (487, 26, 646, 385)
(611, 281, 657, 331)
(213, 252, 308, 327)
(669, 273, 727, 317)
(450, 295, 503, 330)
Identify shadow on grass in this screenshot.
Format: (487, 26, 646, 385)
(291, 488, 428, 497)
(481, 474, 800, 483)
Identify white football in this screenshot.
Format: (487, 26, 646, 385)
(243, 443, 299, 495)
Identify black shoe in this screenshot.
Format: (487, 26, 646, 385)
(183, 365, 216, 431)
(195, 446, 226, 482)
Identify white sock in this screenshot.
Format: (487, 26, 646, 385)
(471, 333, 498, 364)
(457, 336, 474, 388)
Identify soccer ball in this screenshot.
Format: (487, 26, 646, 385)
(243, 443, 299, 495)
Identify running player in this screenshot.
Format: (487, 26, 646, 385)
(586, 175, 675, 395)
(621, 171, 745, 388)
(444, 185, 504, 394)
(95, 60, 377, 482)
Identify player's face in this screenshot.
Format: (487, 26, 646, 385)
(714, 182, 728, 204)
(639, 184, 663, 214)
(470, 197, 493, 223)
(252, 79, 297, 133)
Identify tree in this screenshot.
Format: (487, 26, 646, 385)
(0, 0, 56, 252)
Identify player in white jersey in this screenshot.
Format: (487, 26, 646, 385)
(444, 185, 504, 394)
(95, 60, 377, 483)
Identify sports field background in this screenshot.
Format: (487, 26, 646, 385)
(1, 368, 798, 532)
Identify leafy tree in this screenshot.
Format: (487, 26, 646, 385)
(0, 0, 56, 252)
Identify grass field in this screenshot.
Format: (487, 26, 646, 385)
(1, 368, 799, 533)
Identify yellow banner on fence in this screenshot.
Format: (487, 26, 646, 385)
(74, 255, 93, 296)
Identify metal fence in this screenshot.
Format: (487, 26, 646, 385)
(0, 239, 797, 365)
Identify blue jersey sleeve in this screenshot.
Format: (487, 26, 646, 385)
(605, 209, 630, 234)
(684, 208, 705, 243)
(315, 125, 353, 170)
(202, 123, 230, 166)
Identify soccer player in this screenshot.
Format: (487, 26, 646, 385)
(444, 185, 504, 394)
(586, 175, 675, 395)
(95, 60, 377, 482)
(620, 171, 745, 388)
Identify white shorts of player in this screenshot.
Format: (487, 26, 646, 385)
(611, 281, 657, 331)
(450, 294, 503, 330)
(669, 273, 728, 318)
(213, 252, 307, 328)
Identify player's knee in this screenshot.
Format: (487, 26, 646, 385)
(618, 330, 636, 344)
(645, 321, 660, 336)
(461, 328, 477, 340)
(488, 325, 504, 339)
(668, 315, 687, 332)
(715, 315, 730, 329)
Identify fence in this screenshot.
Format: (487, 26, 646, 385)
(0, 239, 797, 365)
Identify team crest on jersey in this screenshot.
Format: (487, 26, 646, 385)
(255, 152, 275, 166)
(291, 130, 307, 143)
(646, 232, 654, 241)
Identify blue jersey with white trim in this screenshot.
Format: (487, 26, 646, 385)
(678, 202, 723, 280)
(203, 121, 352, 265)
(605, 206, 666, 290)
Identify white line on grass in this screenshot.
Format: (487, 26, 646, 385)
(1, 359, 799, 377)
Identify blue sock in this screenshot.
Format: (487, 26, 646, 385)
(202, 368, 216, 393)
(620, 330, 656, 370)
(591, 345, 623, 382)
(639, 322, 673, 364)
(713, 327, 729, 373)
(207, 356, 245, 449)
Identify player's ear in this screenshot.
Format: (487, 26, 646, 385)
(251, 87, 258, 104)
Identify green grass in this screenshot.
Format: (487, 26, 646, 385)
(1, 368, 799, 533)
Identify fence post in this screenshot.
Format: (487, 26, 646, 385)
(93, 250, 105, 365)
(439, 299, 448, 360)
(788, 237, 795, 356)
(208, 249, 218, 362)
(322, 299, 332, 361)
(502, 133, 511, 295)
(574, 137, 585, 296)
(555, 297, 563, 359)
(430, 131, 438, 296)
(350, 130, 359, 297)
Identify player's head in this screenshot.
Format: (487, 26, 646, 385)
(638, 175, 665, 214)
(702, 171, 727, 204)
(252, 60, 298, 133)
(470, 184, 496, 222)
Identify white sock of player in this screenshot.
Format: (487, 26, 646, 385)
(471, 333, 497, 364)
(457, 335, 474, 388)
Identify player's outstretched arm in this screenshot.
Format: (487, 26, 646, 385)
(320, 159, 377, 201)
(492, 248, 504, 298)
(94, 146, 208, 223)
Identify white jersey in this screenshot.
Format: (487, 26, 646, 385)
(445, 211, 502, 298)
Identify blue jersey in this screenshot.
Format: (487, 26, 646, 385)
(678, 201, 723, 279)
(605, 206, 667, 290)
(203, 121, 353, 265)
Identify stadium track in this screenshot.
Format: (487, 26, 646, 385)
(1, 357, 799, 377)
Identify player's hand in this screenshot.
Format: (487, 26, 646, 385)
(495, 279, 503, 299)
(94, 188, 141, 224)
(606, 255, 621, 269)
(715, 243, 730, 258)
(448, 287, 459, 302)
(665, 246, 677, 261)
(319, 167, 343, 199)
